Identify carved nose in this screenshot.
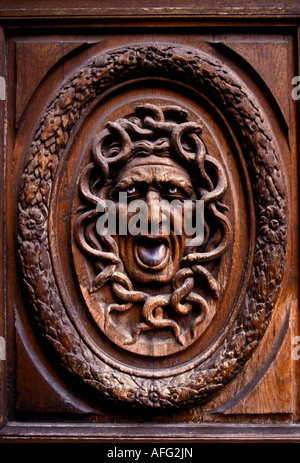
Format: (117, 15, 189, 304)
(145, 191, 161, 225)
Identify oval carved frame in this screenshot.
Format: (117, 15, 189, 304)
(17, 43, 287, 408)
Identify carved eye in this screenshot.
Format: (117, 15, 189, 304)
(162, 184, 189, 201)
(127, 186, 136, 195)
(168, 186, 178, 195)
(164, 184, 182, 197)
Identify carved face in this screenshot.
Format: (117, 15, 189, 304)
(106, 156, 196, 284)
(74, 103, 231, 349)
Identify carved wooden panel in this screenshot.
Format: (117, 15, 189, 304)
(0, 2, 300, 442)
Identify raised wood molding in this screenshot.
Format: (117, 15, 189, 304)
(0, 1, 299, 19)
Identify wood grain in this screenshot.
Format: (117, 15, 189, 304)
(0, 4, 299, 442)
(0, 0, 299, 18)
(0, 26, 6, 431)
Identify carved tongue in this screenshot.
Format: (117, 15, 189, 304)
(137, 239, 167, 267)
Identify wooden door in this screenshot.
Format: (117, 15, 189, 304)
(0, 1, 300, 443)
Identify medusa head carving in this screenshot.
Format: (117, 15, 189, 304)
(73, 103, 231, 353)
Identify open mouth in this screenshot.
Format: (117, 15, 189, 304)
(134, 236, 170, 270)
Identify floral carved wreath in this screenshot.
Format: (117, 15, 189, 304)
(17, 44, 287, 408)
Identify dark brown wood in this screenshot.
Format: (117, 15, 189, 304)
(0, 0, 299, 19)
(0, 26, 6, 431)
(2, 422, 300, 443)
(0, 1, 300, 443)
